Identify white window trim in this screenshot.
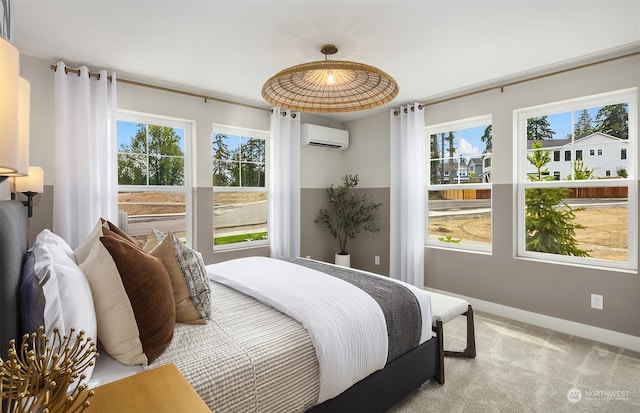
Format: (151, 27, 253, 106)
(212, 123, 269, 252)
(514, 88, 637, 271)
(425, 114, 493, 253)
(117, 110, 194, 246)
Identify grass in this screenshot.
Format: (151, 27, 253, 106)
(214, 232, 267, 245)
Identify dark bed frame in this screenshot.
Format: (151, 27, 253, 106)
(0, 200, 442, 412)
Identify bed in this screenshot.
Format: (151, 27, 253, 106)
(0, 200, 441, 412)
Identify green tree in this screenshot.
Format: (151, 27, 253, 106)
(240, 138, 266, 187)
(429, 134, 440, 184)
(572, 109, 594, 139)
(566, 159, 594, 180)
(527, 116, 554, 140)
(212, 133, 233, 186)
(118, 123, 184, 185)
(525, 141, 590, 257)
(147, 125, 184, 185)
(446, 131, 455, 183)
(595, 103, 628, 139)
(480, 124, 492, 152)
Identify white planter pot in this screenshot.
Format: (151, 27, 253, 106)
(335, 253, 351, 268)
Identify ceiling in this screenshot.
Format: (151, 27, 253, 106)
(11, 0, 640, 122)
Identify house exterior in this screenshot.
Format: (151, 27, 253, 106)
(467, 157, 484, 183)
(525, 132, 628, 179)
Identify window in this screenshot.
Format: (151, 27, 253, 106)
(516, 88, 636, 270)
(576, 150, 583, 160)
(564, 150, 571, 161)
(590, 149, 595, 156)
(426, 115, 492, 252)
(212, 124, 268, 250)
(621, 148, 627, 160)
(553, 151, 560, 162)
(117, 112, 191, 246)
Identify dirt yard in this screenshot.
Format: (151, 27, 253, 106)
(429, 205, 628, 261)
(118, 192, 266, 216)
(120, 192, 628, 261)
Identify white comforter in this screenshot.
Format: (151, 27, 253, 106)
(206, 257, 430, 404)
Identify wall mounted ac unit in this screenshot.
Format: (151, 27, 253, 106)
(301, 123, 349, 150)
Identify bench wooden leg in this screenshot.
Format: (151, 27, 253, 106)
(444, 305, 476, 359)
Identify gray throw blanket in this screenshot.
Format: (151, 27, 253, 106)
(280, 258, 422, 362)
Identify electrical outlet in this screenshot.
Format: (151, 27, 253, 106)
(374, 256, 380, 265)
(591, 294, 603, 310)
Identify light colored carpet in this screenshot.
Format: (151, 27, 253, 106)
(388, 311, 640, 413)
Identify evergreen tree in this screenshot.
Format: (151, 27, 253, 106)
(525, 141, 590, 257)
(595, 103, 628, 139)
(566, 159, 594, 180)
(240, 138, 266, 187)
(527, 116, 554, 140)
(572, 109, 594, 139)
(212, 133, 233, 186)
(480, 124, 492, 152)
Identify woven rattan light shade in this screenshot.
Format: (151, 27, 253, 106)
(261, 45, 399, 113)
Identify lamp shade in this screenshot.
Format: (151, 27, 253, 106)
(0, 36, 20, 174)
(261, 45, 399, 113)
(14, 166, 44, 193)
(12, 77, 30, 175)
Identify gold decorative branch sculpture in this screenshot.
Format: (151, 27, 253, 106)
(1, 327, 98, 413)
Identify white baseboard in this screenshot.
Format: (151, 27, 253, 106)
(425, 287, 640, 353)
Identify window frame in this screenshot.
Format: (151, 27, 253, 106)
(116, 110, 194, 245)
(515, 88, 637, 271)
(212, 123, 269, 252)
(425, 114, 493, 253)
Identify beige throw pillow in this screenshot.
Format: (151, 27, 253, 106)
(149, 232, 211, 324)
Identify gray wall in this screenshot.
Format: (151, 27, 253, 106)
(423, 53, 640, 337)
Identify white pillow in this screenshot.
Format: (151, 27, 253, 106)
(28, 240, 98, 382)
(35, 229, 75, 261)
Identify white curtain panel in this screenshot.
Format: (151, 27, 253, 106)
(390, 104, 425, 287)
(268, 108, 301, 258)
(53, 62, 118, 248)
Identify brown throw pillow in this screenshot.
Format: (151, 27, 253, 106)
(105, 220, 141, 248)
(100, 235, 176, 364)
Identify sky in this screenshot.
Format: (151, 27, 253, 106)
(441, 106, 604, 160)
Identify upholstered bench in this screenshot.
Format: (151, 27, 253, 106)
(430, 292, 476, 384)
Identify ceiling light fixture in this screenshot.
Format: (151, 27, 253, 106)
(261, 44, 399, 113)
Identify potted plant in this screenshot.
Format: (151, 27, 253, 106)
(314, 174, 382, 267)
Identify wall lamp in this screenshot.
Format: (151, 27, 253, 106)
(11, 166, 43, 217)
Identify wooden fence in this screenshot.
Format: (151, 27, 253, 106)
(438, 187, 627, 200)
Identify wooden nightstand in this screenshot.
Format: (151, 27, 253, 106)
(84, 363, 210, 412)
